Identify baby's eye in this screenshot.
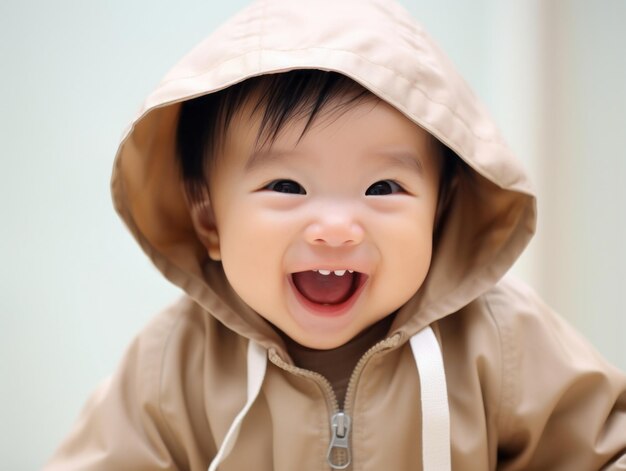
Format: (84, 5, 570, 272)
(265, 179, 306, 195)
(365, 180, 404, 196)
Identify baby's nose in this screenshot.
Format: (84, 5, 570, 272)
(304, 212, 364, 247)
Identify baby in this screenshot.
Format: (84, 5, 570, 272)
(45, 0, 626, 470)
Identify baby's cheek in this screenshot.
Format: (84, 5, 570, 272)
(387, 229, 432, 292)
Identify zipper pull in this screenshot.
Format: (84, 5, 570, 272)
(326, 412, 352, 469)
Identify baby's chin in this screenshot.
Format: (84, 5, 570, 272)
(270, 319, 361, 351)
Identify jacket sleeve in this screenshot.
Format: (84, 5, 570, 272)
(487, 279, 626, 471)
(42, 305, 189, 471)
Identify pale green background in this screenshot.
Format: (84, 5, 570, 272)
(1, 1, 625, 469)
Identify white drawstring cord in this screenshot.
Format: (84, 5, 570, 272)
(410, 326, 451, 471)
(208, 340, 267, 471)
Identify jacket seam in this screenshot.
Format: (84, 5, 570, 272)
(155, 305, 190, 468)
(482, 293, 514, 444)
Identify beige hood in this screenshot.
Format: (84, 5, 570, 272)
(111, 0, 536, 353)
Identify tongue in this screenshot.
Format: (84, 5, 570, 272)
(292, 271, 356, 305)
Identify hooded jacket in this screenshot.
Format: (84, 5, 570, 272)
(44, 0, 626, 469)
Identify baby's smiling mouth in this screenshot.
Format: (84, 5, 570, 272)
(291, 269, 363, 305)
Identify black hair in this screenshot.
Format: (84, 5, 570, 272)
(176, 69, 374, 204)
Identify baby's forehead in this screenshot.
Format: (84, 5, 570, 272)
(219, 103, 443, 187)
(227, 97, 440, 163)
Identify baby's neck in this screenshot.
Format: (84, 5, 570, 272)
(280, 315, 394, 408)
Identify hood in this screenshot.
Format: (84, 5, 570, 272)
(111, 0, 536, 353)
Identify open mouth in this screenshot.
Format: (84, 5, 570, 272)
(291, 269, 365, 306)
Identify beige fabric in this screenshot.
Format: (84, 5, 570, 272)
(44, 0, 626, 469)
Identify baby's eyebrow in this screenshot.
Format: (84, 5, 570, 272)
(245, 149, 301, 171)
(373, 149, 424, 175)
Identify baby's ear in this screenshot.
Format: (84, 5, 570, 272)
(187, 194, 221, 261)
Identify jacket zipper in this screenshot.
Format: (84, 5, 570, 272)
(268, 334, 401, 470)
(327, 411, 351, 469)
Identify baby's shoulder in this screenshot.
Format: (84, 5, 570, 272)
(438, 274, 566, 361)
(136, 295, 244, 363)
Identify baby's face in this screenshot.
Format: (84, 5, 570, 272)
(203, 96, 441, 349)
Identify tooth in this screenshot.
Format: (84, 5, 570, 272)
(348, 270, 354, 273)
(334, 270, 346, 276)
(318, 269, 331, 275)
